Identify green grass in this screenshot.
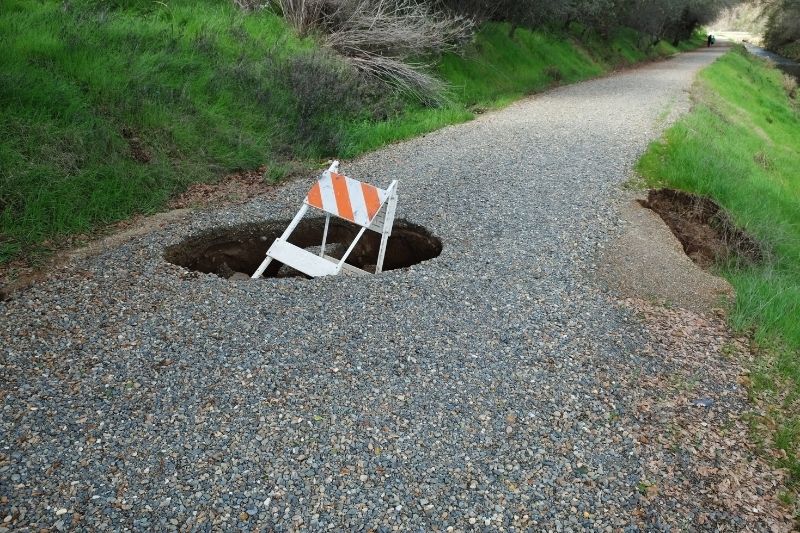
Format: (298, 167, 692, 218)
(438, 23, 607, 107)
(0, 1, 701, 265)
(637, 47, 800, 487)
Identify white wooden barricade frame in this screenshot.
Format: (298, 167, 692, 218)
(251, 161, 398, 279)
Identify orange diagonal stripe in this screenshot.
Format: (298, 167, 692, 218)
(330, 172, 354, 222)
(306, 182, 323, 209)
(361, 182, 381, 221)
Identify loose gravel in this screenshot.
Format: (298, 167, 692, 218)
(1, 44, 791, 531)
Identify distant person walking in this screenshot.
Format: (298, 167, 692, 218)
(707, 34, 714, 47)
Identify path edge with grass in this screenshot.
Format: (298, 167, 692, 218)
(636, 45, 800, 511)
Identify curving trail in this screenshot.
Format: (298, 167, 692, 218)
(1, 44, 793, 530)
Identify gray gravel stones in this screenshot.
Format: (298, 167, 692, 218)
(2, 45, 787, 530)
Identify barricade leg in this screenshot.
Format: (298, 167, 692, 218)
(251, 204, 309, 279)
(375, 183, 398, 274)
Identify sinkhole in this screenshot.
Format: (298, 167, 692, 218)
(164, 218, 442, 280)
(640, 188, 763, 268)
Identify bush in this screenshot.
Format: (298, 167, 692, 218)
(273, 0, 472, 103)
(279, 51, 402, 155)
(270, 0, 734, 100)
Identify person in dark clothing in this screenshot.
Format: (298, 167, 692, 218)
(707, 34, 713, 47)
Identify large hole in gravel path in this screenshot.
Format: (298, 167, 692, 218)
(164, 219, 442, 279)
(640, 188, 763, 268)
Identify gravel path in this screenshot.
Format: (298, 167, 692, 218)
(2, 45, 792, 531)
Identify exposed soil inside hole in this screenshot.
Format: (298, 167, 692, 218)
(640, 188, 763, 268)
(164, 218, 442, 280)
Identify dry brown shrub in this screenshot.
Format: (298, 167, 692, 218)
(273, 0, 325, 35)
(782, 74, 798, 100)
(232, 0, 268, 11)
(274, 0, 473, 103)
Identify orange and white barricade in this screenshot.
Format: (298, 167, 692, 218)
(251, 161, 398, 278)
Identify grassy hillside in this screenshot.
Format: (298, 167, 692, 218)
(0, 0, 699, 265)
(0, 0, 314, 263)
(637, 47, 800, 485)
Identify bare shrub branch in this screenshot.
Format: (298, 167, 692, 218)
(274, 0, 325, 35)
(275, 0, 473, 103)
(344, 54, 447, 104)
(232, 0, 269, 11)
(783, 74, 798, 100)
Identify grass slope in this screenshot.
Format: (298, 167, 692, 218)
(1, 0, 314, 262)
(637, 47, 800, 486)
(0, 1, 700, 265)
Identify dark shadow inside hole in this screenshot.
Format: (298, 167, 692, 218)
(164, 218, 442, 279)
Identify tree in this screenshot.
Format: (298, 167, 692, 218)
(620, 0, 740, 44)
(762, 0, 800, 52)
(437, 0, 738, 42)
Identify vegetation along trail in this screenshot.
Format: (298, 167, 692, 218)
(1, 43, 794, 529)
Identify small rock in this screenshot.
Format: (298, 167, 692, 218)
(692, 398, 714, 408)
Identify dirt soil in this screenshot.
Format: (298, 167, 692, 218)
(169, 166, 289, 210)
(0, 209, 192, 301)
(642, 188, 763, 268)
